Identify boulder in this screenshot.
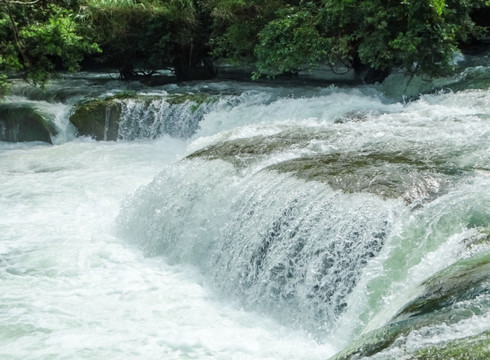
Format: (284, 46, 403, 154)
(331, 253, 490, 359)
(70, 93, 217, 141)
(69, 98, 122, 141)
(187, 133, 462, 203)
(0, 104, 53, 144)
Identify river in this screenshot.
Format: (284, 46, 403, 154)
(0, 69, 489, 359)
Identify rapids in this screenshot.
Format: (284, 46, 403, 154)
(1, 67, 489, 359)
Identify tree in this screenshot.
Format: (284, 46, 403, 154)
(1, 0, 489, 92)
(209, 0, 489, 80)
(318, 0, 489, 78)
(204, 0, 286, 64)
(0, 0, 100, 92)
(253, 4, 329, 78)
(80, 0, 215, 81)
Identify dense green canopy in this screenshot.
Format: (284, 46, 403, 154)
(1, 0, 489, 91)
(0, 0, 100, 92)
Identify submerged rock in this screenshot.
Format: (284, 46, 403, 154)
(187, 132, 465, 203)
(0, 103, 54, 144)
(267, 152, 460, 203)
(381, 55, 490, 100)
(465, 227, 490, 247)
(410, 331, 490, 360)
(331, 253, 490, 359)
(393, 254, 490, 322)
(166, 93, 218, 109)
(187, 128, 336, 164)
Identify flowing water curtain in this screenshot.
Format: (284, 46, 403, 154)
(117, 97, 207, 140)
(118, 150, 404, 334)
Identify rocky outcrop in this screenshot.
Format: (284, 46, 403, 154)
(331, 253, 490, 360)
(69, 98, 122, 141)
(0, 104, 54, 144)
(186, 133, 465, 203)
(69, 93, 217, 141)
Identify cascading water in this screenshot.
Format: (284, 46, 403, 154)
(116, 97, 210, 140)
(1, 67, 489, 359)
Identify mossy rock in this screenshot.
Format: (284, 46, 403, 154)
(411, 331, 490, 359)
(186, 129, 335, 163)
(166, 93, 218, 112)
(0, 103, 53, 144)
(267, 151, 467, 199)
(69, 98, 122, 141)
(394, 254, 490, 320)
(166, 93, 209, 104)
(331, 253, 490, 359)
(104, 92, 161, 105)
(187, 133, 464, 202)
(70, 92, 217, 141)
(186, 136, 295, 164)
(108, 91, 215, 107)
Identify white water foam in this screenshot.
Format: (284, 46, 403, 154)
(0, 139, 336, 360)
(1, 82, 489, 359)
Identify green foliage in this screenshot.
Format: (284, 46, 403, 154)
(21, 6, 100, 84)
(0, 73, 8, 96)
(1, 0, 489, 89)
(254, 8, 329, 78)
(80, 0, 214, 79)
(205, 0, 284, 64)
(210, 0, 489, 79)
(0, 8, 20, 92)
(0, 1, 99, 88)
(80, 0, 173, 71)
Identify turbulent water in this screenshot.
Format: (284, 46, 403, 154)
(1, 67, 489, 359)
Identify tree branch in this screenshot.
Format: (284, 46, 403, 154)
(1, 0, 40, 5)
(1, 0, 30, 68)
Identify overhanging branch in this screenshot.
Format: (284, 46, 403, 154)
(1, 0, 31, 68)
(0, 0, 40, 5)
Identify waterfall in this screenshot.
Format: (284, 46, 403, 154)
(1, 72, 489, 359)
(118, 89, 490, 342)
(116, 98, 204, 140)
(116, 84, 490, 356)
(119, 160, 400, 334)
(104, 106, 111, 141)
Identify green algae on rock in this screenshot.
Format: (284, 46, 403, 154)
(166, 93, 218, 107)
(267, 152, 463, 202)
(411, 331, 490, 360)
(69, 98, 122, 141)
(0, 104, 54, 144)
(186, 128, 336, 165)
(187, 133, 464, 203)
(69, 92, 218, 141)
(331, 253, 490, 360)
(393, 254, 490, 320)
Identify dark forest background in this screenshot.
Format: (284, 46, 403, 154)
(1, 0, 489, 92)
